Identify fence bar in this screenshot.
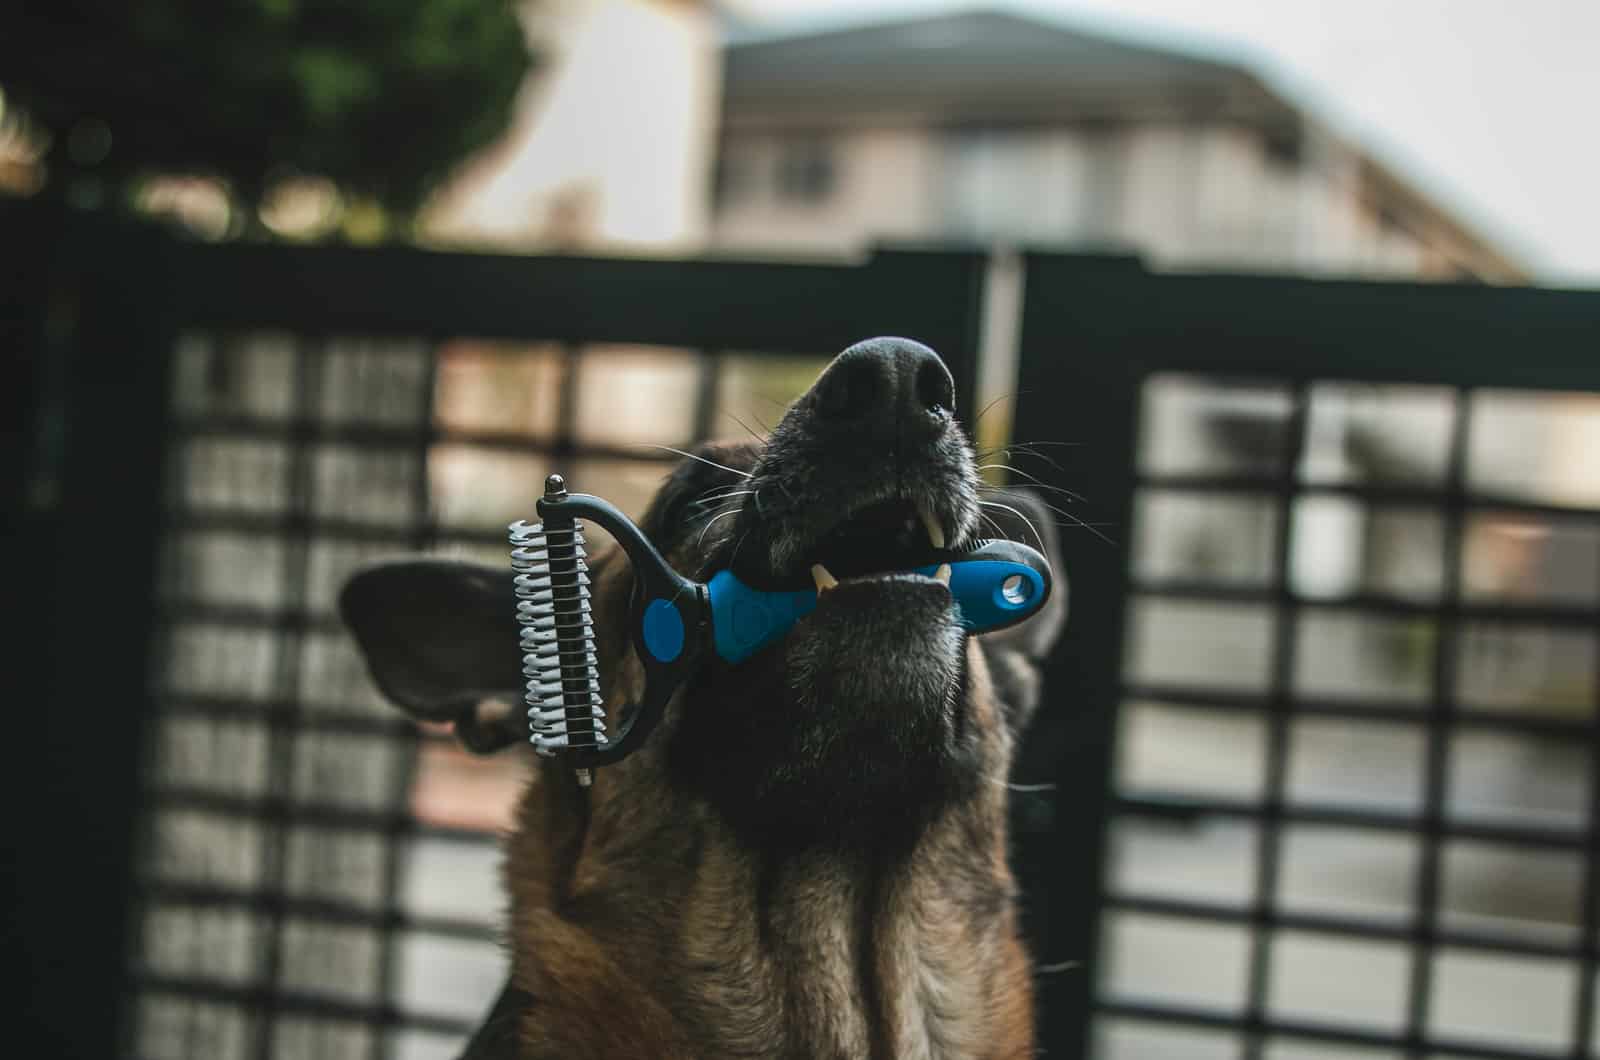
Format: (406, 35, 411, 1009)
(1098, 998, 1563, 1060)
(1240, 384, 1309, 1060)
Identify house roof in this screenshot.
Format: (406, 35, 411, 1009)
(723, 8, 1300, 131)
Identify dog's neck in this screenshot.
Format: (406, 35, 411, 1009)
(501, 750, 1033, 1060)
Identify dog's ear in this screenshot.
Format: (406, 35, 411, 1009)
(339, 559, 527, 753)
(976, 486, 1068, 729)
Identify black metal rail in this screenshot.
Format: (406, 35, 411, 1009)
(1013, 251, 1600, 1060)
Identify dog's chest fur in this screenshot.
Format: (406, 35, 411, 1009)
(682, 842, 1020, 1059)
(506, 781, 1031, 1060)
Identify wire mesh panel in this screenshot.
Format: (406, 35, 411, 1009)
(1011, 254, 1600, 1060)
(16, 228, 985, 1060)
(133, 330, 486, 1060)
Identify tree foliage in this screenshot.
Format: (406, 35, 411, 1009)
(0, 0, 533, 217)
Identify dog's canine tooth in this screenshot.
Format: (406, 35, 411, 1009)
(919, 505, 946, 550)
(933, 563, 951, 585)
(811, 563, 838, 592)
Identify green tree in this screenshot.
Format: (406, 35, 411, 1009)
(0, 0, 533, 228)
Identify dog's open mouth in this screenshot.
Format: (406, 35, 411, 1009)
(799, 496, 953, 592)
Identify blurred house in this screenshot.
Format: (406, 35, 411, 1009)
(709, 8, 1527, 283)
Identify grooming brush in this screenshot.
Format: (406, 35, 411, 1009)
(510, 474, 1054, 784)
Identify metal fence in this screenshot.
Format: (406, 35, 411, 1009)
(9, 204, 984, 1060)
(17, 202, 1600, 1060)
(1011, 253, 1600, 1060)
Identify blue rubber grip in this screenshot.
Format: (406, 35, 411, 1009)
(707, 557, 1048, 664)
(942, 558, 1046, 632)
(707, 572, 817, 665)
(642, 597, 686, 662)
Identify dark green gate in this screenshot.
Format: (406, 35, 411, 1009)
(1012, 252, 1600, 1060)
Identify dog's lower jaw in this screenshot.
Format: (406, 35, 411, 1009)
(669, 578, 978, 854)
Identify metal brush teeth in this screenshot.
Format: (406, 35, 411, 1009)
(509, 519, 606, 756)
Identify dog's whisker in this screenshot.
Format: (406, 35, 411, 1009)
(981, 496, 1113, 547)
(687, 503, 745, 524)
(980, 440, 1082, 475)
(692, 496, 754, 515)
(695, 487, 756, 506)
(979, 482, 1087, 509)
(996, 439, 1083, 449)
(977, 450, 1064, 479)
(1028, 496, 1100, 526)
(980, 772, 1058, 792)
(638, 444, 754, 478)
(979, 485, 1093, 524)
(1034, 960, 1081, 976)
(970, 390, 1019, 427)
(980, 447, 1068, 477)
(974, 464, 1087, 502)
(1007, 493, 1119, 537)
(699, 481, 756, 496)
(695, 507, 744, 550)
(977, 498, 1050, 552)
(695, 501, 749, 527)
(722, 411, 770, 444)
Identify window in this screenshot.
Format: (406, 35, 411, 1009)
(775, 138, 836, 204)
(1263, 125, 1303, 169)
(712, 151, 753, 208)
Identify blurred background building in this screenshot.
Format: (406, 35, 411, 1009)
(710, 8, 1524, 281)
(409, 2, 1528, 284)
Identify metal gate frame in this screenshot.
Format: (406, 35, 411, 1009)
(1010, 251, 1600, 1059)
(8, 201, 987, 1059)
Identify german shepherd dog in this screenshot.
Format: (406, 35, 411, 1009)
(341, 338, 1066, 1059)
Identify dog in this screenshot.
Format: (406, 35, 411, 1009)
(341, 337, 1066, 1059)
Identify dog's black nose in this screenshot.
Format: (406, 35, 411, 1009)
(811, 337, 955, 448)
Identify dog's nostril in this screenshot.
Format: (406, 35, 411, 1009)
(816, 355, 884, 421)
(916, 358, 955, 418)
(812, 338, 955, 438)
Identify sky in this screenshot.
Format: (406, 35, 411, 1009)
(727, 0, 1600, 284)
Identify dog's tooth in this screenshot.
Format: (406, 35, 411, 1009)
(811, 563, 838, 592)
(919, 505, 946, 550)
(934, 563, 951, 585)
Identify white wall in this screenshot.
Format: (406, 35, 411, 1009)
(424, 0, 721, 252)
(937, 130, 1097, 244)
(712, 128, 938, 254)
(709, 117, 1491, 282)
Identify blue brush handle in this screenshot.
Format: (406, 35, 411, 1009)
(706, 543, 1051, 665)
